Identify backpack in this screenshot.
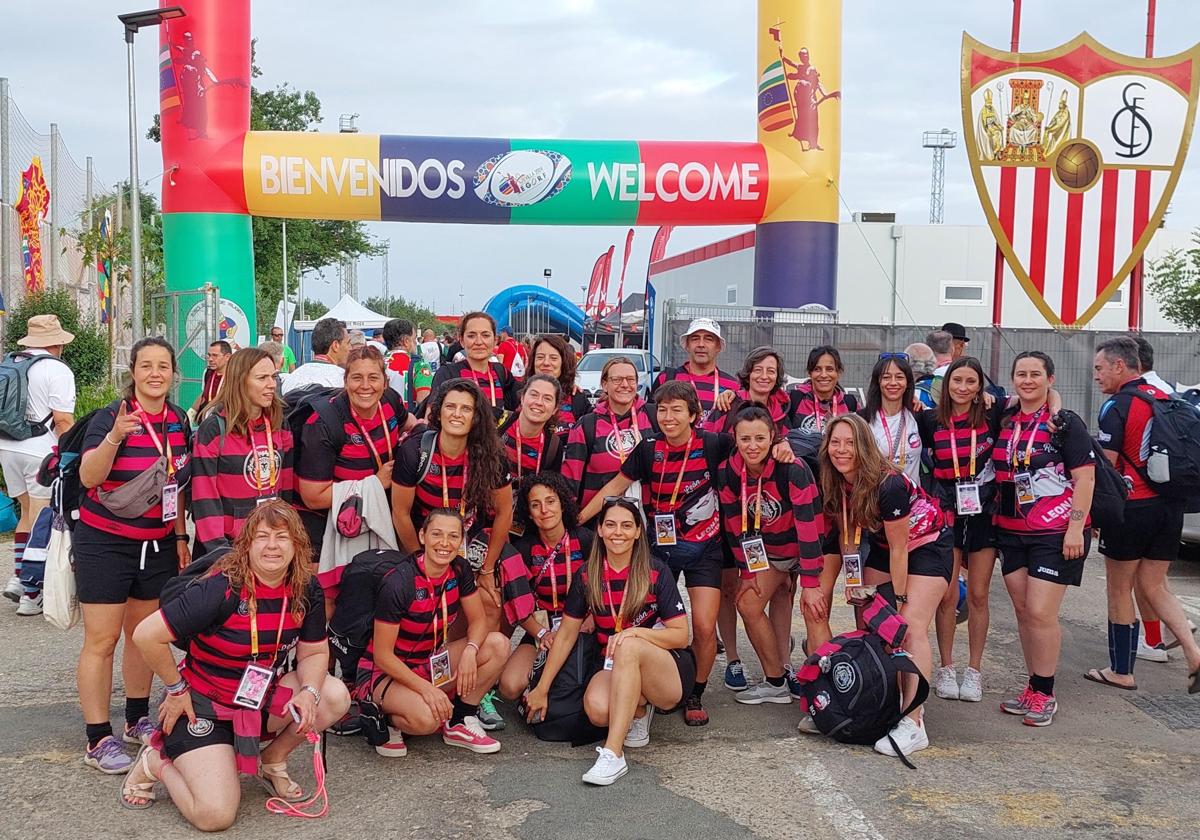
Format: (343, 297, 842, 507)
(1126, 390, 1200, 499)
(785, 428, 823, 479)
(0, 352, 60, 440)
(795, 630, 929, 768)
(158, 545, 239, 652)
(520, 631, 607, 745)
(38, 407, 104, 531)
(327, 548, 407, 678)
(1088, 434, 1129, 530)
(497, 412, 562, 473)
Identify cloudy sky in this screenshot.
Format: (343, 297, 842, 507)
(8, 0, 1200, 314)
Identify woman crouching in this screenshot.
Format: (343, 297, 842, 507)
(124, 501, 349, 830)
(525, 497, 692, 786)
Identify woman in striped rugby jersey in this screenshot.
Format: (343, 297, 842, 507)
(531, 334, 592, 443)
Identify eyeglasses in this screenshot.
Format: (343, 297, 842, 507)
(878, 352, 909, 362)
(605, 376, 638, 385)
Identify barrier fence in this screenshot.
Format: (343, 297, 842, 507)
(664, 302, 1200, 424)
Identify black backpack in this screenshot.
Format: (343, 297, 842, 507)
(1126, 390, 1200, 500)
(796, 630, 929, 768)
(158, 545, 239, 652)
(327, 548, 407, 678)
(37, 407, 103, 532)
(785, 428, 823, 479)
(1087, 434, 1129, 530)
(520, 631, 607, 746)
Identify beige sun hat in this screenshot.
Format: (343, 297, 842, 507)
(18, 314, 75, 348)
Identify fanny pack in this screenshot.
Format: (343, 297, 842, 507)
(97, 455, 168, 519)
(336, 486, 364, 538)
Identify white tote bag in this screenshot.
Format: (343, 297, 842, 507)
(43, 515, 79, 630)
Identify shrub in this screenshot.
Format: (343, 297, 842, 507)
(74, 382, 120, 417)
(3, 289, 111, 388)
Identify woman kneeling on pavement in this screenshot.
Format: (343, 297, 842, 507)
(357, 508, 510, 758)
(717, 406, 828, 706)
(818, 413, 952, 757)
(499, 473, 594, 703)
(123, 502, 350, 829)
(525, 496, 692, 786)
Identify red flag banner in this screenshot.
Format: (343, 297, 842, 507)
(585, 250, 607, 317)
(596, 245, 616, 316)
(649, 225, 674, 264)
(615, 228, 635, 316)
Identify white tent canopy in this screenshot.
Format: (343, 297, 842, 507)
(293, 295, 389, 331)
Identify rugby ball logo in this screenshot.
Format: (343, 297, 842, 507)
(474, 150, 571, 208)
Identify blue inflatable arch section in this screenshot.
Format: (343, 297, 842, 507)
(484, 285, 586, 343)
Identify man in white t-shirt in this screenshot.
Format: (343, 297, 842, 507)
(281, 318, 350, 395)
(0, 315, 76, 615)
(420, 328, 441, 371)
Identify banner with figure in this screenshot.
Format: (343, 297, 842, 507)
(961, 32, 1199, 327)
(16, 158, 49, 294)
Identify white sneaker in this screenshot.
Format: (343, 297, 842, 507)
(375, 726, 407, 758)
(3, 575, 22, 603)
(735, 680, 793, 705)
(623, 704, 653, 748)
(16, 593, 42, 617)
(797, 713, 820, 735)
(933, 666, 959, 700)
(1137, 638, 1169, 663)
(959, 667, 983, 702)
(582, 747, 628, 786)
(874, 716, 929, 757)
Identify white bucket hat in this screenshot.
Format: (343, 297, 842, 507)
(680, 317, 723, 349)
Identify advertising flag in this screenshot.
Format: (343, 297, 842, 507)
(615, 228, 635, 317)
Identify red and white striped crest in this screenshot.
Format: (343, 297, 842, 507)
(962, 33, 1200, 327)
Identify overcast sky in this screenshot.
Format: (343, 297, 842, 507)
(7, 0, 1200, 313)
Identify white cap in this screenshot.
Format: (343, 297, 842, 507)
(681, 317, 723, 348)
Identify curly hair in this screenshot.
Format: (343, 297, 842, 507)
(427, 378, 506, 519)
(209, 500, 312, 621)
(532, 334, 577, 395)
(513, 471, 579, 534)
(737, 346, 786, 393)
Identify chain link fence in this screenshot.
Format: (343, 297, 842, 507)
(665, 301, 1200, 424)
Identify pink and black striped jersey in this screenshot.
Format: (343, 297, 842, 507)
(563, 558, 686, 646)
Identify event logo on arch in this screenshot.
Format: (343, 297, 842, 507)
(961, 32, 1200, 327)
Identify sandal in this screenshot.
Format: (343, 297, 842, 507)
(119, 746, 158, 811)
(1083, 668, 1137, 691)
(1189, 667, 1199, 695)
(258, 760, 304, 801)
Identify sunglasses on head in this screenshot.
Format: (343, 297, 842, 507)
(603, 496, 643, 510)
(878, 352, 909, 362)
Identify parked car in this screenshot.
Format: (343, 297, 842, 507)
(576, 349, 660, 404)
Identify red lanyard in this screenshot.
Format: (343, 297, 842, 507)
(133, 401, 175, 478)
(879, 411, 907, 469)
(439, 447, 467, 516)
(539, 531, 572, 611)
(249, 596, 289, 661)
(740, 466, 764, 535)
(814, 391, 843, 432)
(602, 559, 626, 633)
(205, 372, 223, 402)
(513, 424, 543, 479)
(1010, 407, 1044, 471)
(948, 419, 978, 480)
(421, 558, 451, 651)
(474, 364, 498, 408)
(252, 419, 278, 493)
(352, 404, 392, 470)
(657, 435, 693, 511)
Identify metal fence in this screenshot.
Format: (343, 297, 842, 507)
(665, 303, 1200, 424)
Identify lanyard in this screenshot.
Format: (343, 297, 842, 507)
(538, 531, 572, 612)
(135, 402, 175, 478)
(252, 420, 278, 494)
(249, 595, 289, 661)
(602, 559, 626, 633)
(352, 404, 392, 470)
(613, 409, 641, 464)
(712, 369, 721, 408)
(1010, 407, 1043, 471)
(658, 434, 694, 511)
(840, 489, 862, 551)
(205, 372, 223, 402)
(514, 424, 543, 479)
(814, 391, 843, 433)
(879, 411, 907, 469)
(948, 419, 977, 481)
(740, 467, 764, 535)
(439, 447, 467, 516)
(475, 364, 498, 408)
(423, 560, 451, 652)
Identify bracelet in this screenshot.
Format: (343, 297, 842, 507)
(175, 534, 189, 543)
(464, 641, 481, 654)
(104, 433, 122, 446)
(164, 678, 188, 697)
(300, 684, 321, 705)
(536, 627, 549, 640)
(895, 593, 908, 604)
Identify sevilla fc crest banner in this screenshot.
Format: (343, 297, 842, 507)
(961, 33, 1200, 327)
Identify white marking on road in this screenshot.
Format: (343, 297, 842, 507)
(1178, 595, 1200, 620)
(794, 758, 887, 840)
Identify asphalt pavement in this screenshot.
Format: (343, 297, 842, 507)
(1, 547, 1198, 840)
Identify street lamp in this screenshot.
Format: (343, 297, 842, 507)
(118, 6, 185, 341)
(543, 267, 552, 289)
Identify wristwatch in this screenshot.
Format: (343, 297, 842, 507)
(300, 684, 321, 705)
(895, 593, 908, 604)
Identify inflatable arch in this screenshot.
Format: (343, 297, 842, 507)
(157, 0, 841, 391)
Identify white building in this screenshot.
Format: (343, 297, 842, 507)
(647, 221, 1191, 331)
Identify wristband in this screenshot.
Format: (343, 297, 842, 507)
(464, 641, 481, 654)
(536, 627, 549, 641)
(105, 433, 122, 446)
(300, 684, 321, 705)
(165, 678, 188, 697)
(895, 593, 908, 604)
(175, 534, 190, 543)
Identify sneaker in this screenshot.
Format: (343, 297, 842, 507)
(797, 713, 820, 735)
(784, 665, 803, 700)
(716, 638, 726, 656)
(873, 716, 929, 757)
(683, 695, 709, 726)
(933, 666, 959, 700)
(623, 704, 654, 748)
(83, 736, 133, 774)
(442, 716, 501, 754)
(1000, 685, 1034, 716)
(1164, 620, 1198, 651)
(959, 668, 983, 702)
(330, 708, 363, 737)
(735, 680, 792, 705)
(582, 747, 628, 786)
(375, 726, 408, 758)
(16, 593, 43, 616)
(1022, 691, 1058, 727)
(723, 660, 748, 691)
(3, 575, 22, 603)
(476, 690, 505, 731)
(1137, 638, 1169, 663)
(122, 717, 156, 746)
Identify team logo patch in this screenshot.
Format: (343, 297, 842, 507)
(187, 719, 214, 737)
(745, 490, 783, 525)
(832, 662, 856, 693)
(415, 588, 428, 600)
(237, 599, 249, 616)
(605, 429, 638, 459)
(428, 464, 441, 477)
(349, 433, 365, 446)
(242, 446, 281, 488)
(812, 691, 830, 711)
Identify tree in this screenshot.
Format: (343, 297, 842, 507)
(1147, 229, 1200, 330)
(365, 296, 440, 331)
(299, 298, 328, 320)
(148, 41, 378, 333)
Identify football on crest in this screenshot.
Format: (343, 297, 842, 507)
(1054, 141, 1101, 191)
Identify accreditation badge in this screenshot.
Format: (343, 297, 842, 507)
(842, 553, 863, 587)
(742, 536, 770, 573)
(429, 647, 453, 688)
(956, 482, 983, 516)
(233, 662, 275, 710)
(161, 481, 179, 521)
(654, 514, 677, 546)
(1014, 472, 1036, 506)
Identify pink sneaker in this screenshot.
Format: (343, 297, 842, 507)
(1022, 691, 1058, 727)
(442, 715, 500, 754)
(1000, 685, 1034, 716)
(375, 726, 407, 758)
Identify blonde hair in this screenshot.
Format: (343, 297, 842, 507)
(209, 348, 283, 438)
